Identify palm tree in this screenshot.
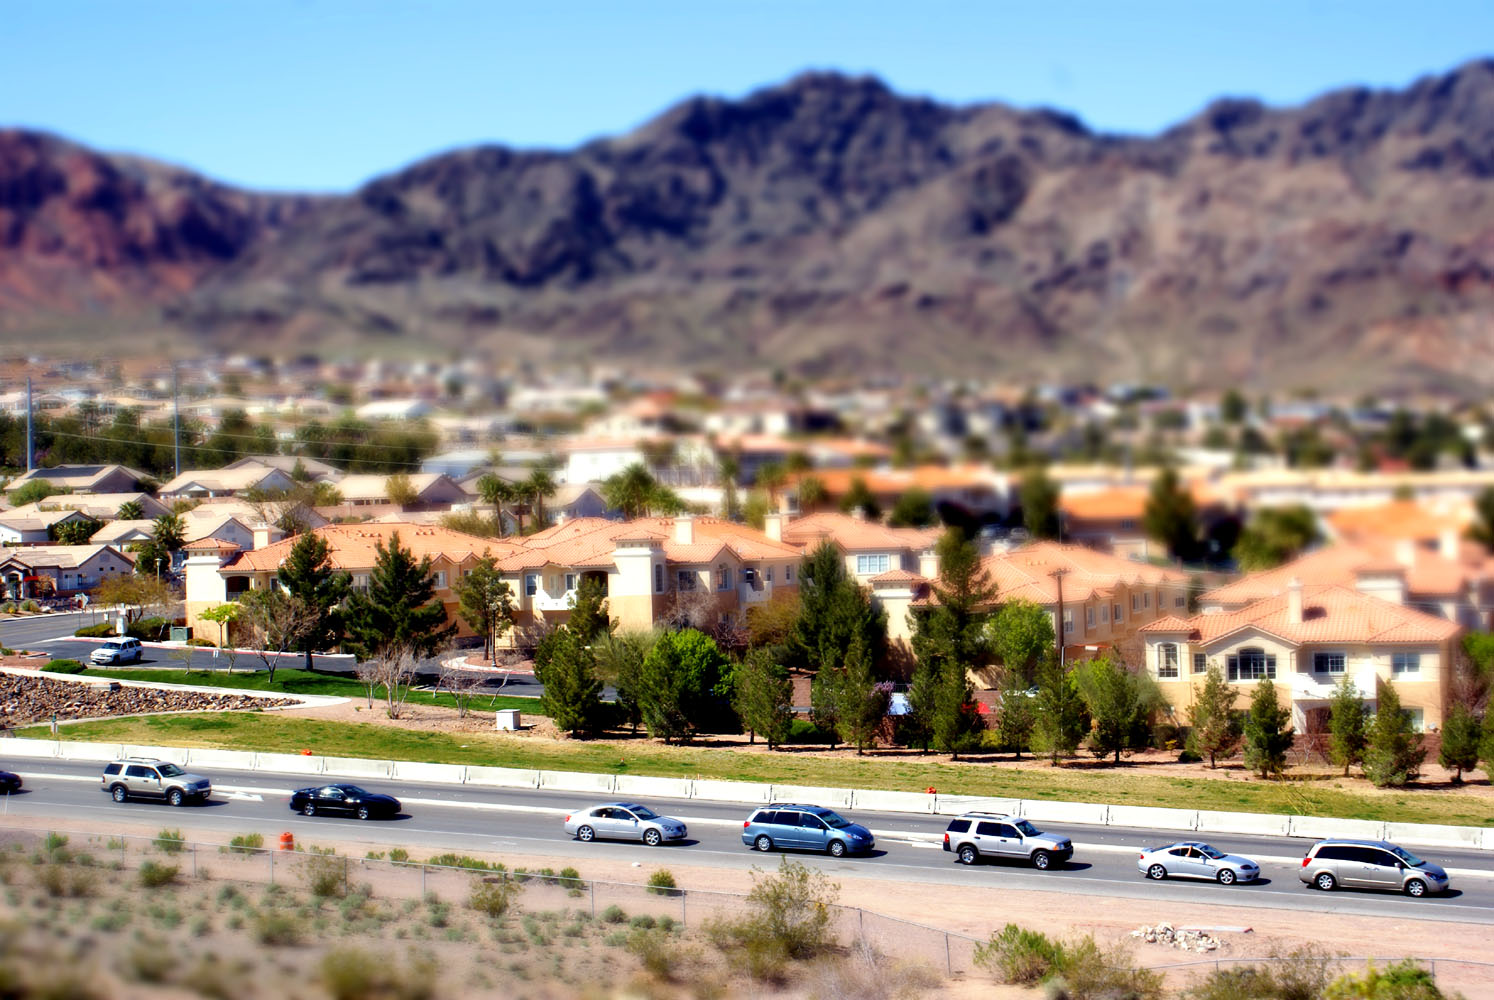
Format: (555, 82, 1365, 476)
(796, 475, 828, 512)
(523, 468, 557, 531)
(476, 473, 517, 537)
(603, 464, 658, 519)
(718, 450, 741, 521)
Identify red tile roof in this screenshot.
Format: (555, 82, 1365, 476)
(1142, 584, 1460, 646)
(782, 512, 940, 552)
(1201, 540, 1484, 606)
(223, 523, 516, 573)
(493, 517, 802, 573)
(981, 542, 1188, 607)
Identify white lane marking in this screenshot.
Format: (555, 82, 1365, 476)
(225, 792, 263, 802)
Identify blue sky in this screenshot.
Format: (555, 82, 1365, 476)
(6, 1, 1490, 191)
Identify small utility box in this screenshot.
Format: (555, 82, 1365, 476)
(169, 626, 190, 643)
(495, 709, 521, 731)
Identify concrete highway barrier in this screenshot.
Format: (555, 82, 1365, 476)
(1384, 821, 1487, 850)
(931, 794, 1020, 816)
(1106, 805, 1199, 832)
(769, 784, 854, 809)
(253, 751, 325, 775)
(690, 778, 773, 804)
(390, 761, 465, 784)
(463, 765, 540, 789)
(323, 756, 394, 780)
(1195, 809, 1292, 837)
(537, 770, 617, 795)
(1018, 800, 1111, 826)
(614, 774, 695, 800)
(851, 789, 937, 813)
(1289, 815, 1385, 841)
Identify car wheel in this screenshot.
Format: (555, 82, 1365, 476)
(1147, 864, 1167, 880)
(1315, 872, 1337, 892)
(356, 806, 371, 821)
(303, 802, 317, 817)
(577, 825, 594, 842)
(167, 788, 184, 807)
(1405, 878, 1427, 898)
(1217, 868, 1237, 886)
(111, 785, 128, 803)
(1031, 850, 1052, 871)
(827, 840, 847, 858)
(958, 845, 978, 866)
(754, 835, 773, 852)
(643, 828, 662, 847)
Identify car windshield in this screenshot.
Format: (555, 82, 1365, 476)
(630, 806, 658, 820)
(820, 811, 851, 829)
(340, 786, 368, 797)
(1196, 845, 1225, 860)
(1389, 845, 1426, 868)
(157, 763, 185, 778)
(1014, 820, 1041, 837)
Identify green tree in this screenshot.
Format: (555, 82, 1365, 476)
(537, 628, 604, 736)
(601, 464, 684, 519)
(1186, 662, 1240, 767)
(911, 530, 998, 675)
(809, 665, 844, 750)
(198, 602, 243, 669)
(637, 628, 730, 743)
(717, 451, 741, 521)
(1363, 679, 1425, 787)
(833, 634, 887, 754)
(564, 577, 612, 645)
(993, 678, 1036, 758)
(985, 598, 1055, 684)
(1439, 702, 1481, 784)
(1019, 465, 1061, 540)
(791, 542, 887, 674)
(1470, 486, 1494, 553)
(838, 477, 881, 521)
(238, 587, 315, 685)
(451, 556, 515, 665)
(1029, 656, 1084, 765)
(50, 517, 100, 545)
(595, 629, 653, 734)
(1143, 466, 1198, 562)
(732, 647, 794, 749)
(276, 531, 351, 671)
(1074, 655, 1157, 765)
(521, 467, 558, 530)
(888, 487, 936, 528)
(475, 473, 517, 537)
(796, 475, 828, 511)
(1234, 505, 1320, 571)
(384, 472, 418, 507)
(7, 480, 63, 507)
(116, 499, 144, 520)
(928, 658, 983, 760)
(341, 531, 457, 662)
(1219, 388, 1247, 424)
(1242, 678, 1293, 778)
(1327, 676, 1368, 777)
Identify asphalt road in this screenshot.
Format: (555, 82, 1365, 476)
(5, 758, 1493, 923)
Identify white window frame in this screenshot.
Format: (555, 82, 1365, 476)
(1313, 651, 1346, 675)
(564, 573, 576, 592)
(1157, 643, 1179, 678)
(1226, 647, 1276, 682)
(1131, 593, 1141, 612)
(1192, 652, 1207, 674)
(434, 571, 447, 589)
(524, 573, 538, 597)
(1143, 592, 1151, 609)
(1392, 651, 1420, 676)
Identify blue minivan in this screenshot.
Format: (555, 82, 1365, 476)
(741, 803, 875, 857)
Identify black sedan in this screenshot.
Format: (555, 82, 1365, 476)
(0, 771, 20, 794)
(289, 784, 401, 820)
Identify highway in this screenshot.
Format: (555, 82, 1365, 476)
(3, 757, 1492, 923)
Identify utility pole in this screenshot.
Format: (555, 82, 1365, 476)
(24, 376, 33, 471)
(172, 363, 181, 479)
(1050, 567, 1070, 668)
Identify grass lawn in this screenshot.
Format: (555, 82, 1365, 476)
(80, 668, 539, 714)
(23, 712, 1494, 827)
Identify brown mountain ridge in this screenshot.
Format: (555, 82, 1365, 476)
(5, 61, 1494, 391)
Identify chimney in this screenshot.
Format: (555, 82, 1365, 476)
(851, 506, 867, 522)
(1439, 528, 1460, 561)
(919, 546, 940, 581)
(1394, 538, 1416, 569)
(763, 513, 783, 543)
(1286, 577, 1303, 625)
(251, 522, 282, 551)
(778, 490, 795, 515)
(674, 513, 695, 545)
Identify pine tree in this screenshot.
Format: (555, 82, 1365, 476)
(904, 655, 937, 753)
(452, 556, 515, 665)
(1143, 466, 1198, 562)
(1363, 679, 1425, 788)
(276, 531, 351, 671)
(985, 598, 1055, 685)
(1242, 677, 1293, 778)
(732, 647, 794, 749)
(341, 531, 457, 661)
(1481, 710, 1494, 785)
(993, 676, 1036, 759)
(792, 542, 887, 674)
(1439, 703, 1482, 784)
(565, 577, 612, 644)
(637, 628, 730, 744)
(1186, 663, 1240, 768)
(1075, 655, 1155, 765)
(929, 660, 983, 760)
(538, 628, 604, 736)
(1029, 656, 1084, 765)
(809, 666, 843, 750)
(1019, 465, 1061, 540)
(834, 634, 889, 755)
(1327, 676, 1368, 777)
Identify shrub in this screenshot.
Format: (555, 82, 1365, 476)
(974, 924, 1066, 985)
(320, 947, 436, 1000)
(42, 832, 69, 855)
(41, 659, 87, 674)
(558, 865, 584, 890)
(1183, 944, 1337, 1000)
(127, 616, 171, 640)
(646, 868, 679, 897)
(20, 600, 38, 613)
(253, 911, 304, 946)
(301, 850, 347, 899)
(186, 637, 216, 647)
(138, 861, 178, 888)
(630, 915, 657, 930)
(1325, 960, 1450, 1000)
(1049, 936, 1163, 1000)
(704, 857, 840, 982)
(627, 927, 693, 981)
(426, 853, 500, 872)
(389, 848, 409, 863)
(154, 829, 186, 854)
(123, 938, 174, 983)
(468, 879, 519, 919)
(601, 905, 627, 924)
(227, 833, 264, 854)
(74, 622, 115, 638)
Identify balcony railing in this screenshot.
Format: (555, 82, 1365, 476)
(1291, 666, 1379, 703)
(532, 590, 577, 613)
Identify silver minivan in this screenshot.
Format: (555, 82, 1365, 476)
(1299, 839, 1450, 897)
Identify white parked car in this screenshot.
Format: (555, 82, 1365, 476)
(89, 637, 143, 665)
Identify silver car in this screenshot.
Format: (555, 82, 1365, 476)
(564, 802, 686, 847)
(1137, 841, 1260, 885)
(1298, 839, 1450, 897)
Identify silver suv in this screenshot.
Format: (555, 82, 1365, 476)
(101, 758, 211, 806)
(1299, 839, 1450, 897)
(943, 812, 1073, 870)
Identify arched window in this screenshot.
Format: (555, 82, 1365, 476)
(1157, 643, 1179, 678)
(1226, 646, 1276, 682)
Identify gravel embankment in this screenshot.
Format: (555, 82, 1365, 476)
(0, 673, 297, 726)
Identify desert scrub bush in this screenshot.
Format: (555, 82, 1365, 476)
(1324, 960, 1454, 1000)
(42, 832, 69, 856)
(426, 853, 501, 872)
(253, 910, 304, 946)
(36, 862, 96, 898)
(974, 923, 1067, 985)
(122, 935, 174, 983)
(558, 865, 584, 892)
(300, 849, 347, 899)
(1183, 944, 1337, 1000)
(646, 868, 679, 897)
(601, 905, 627, 924)
(469, 878, 520, 919)
(153, 829, 186, 854)
(138, 861, 179, 888)
(226, 833, 264, 855)
(630, 915, 657, 930)
(389, 848, 409, 863)
(320, 946, 437, 1000)
(1047, 936, 1163, 1000)
(425, 899, 451, 929)
(805, 936, 942, 1000)
(627, 926, 695, 981)
(704, 859, 840, 982)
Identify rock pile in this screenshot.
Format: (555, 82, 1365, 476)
(1130, 924, 1228, 952)
(0, 674, 297, 727)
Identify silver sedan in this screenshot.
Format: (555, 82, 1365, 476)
(564, 802, 687, 847)
(1137, 841, 1261, 885)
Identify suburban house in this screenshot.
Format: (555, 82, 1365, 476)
(491, 515, 803, 639)
(3, 492, 171, 522)
(0, 508, 99, 546)
(561, 438, 648, 484)
(1058, 486, 1154, 558)
(5, 464, 153, 497)
(89, 520, 159, 547)
(157, 466, 298, 500)
(317, 473, 469, 516)
(784, 466, 1005, 521)
(1141, 579, 1462, 732)
(778, 511, 940, 584)
(0, 544, 135, 599)
(183, 523, 507, 642)
(221, 455, 343, 482)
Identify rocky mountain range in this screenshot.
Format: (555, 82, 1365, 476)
(4, 60, 1494, 392)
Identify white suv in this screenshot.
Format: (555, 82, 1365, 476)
(89, 637, 143, 665)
